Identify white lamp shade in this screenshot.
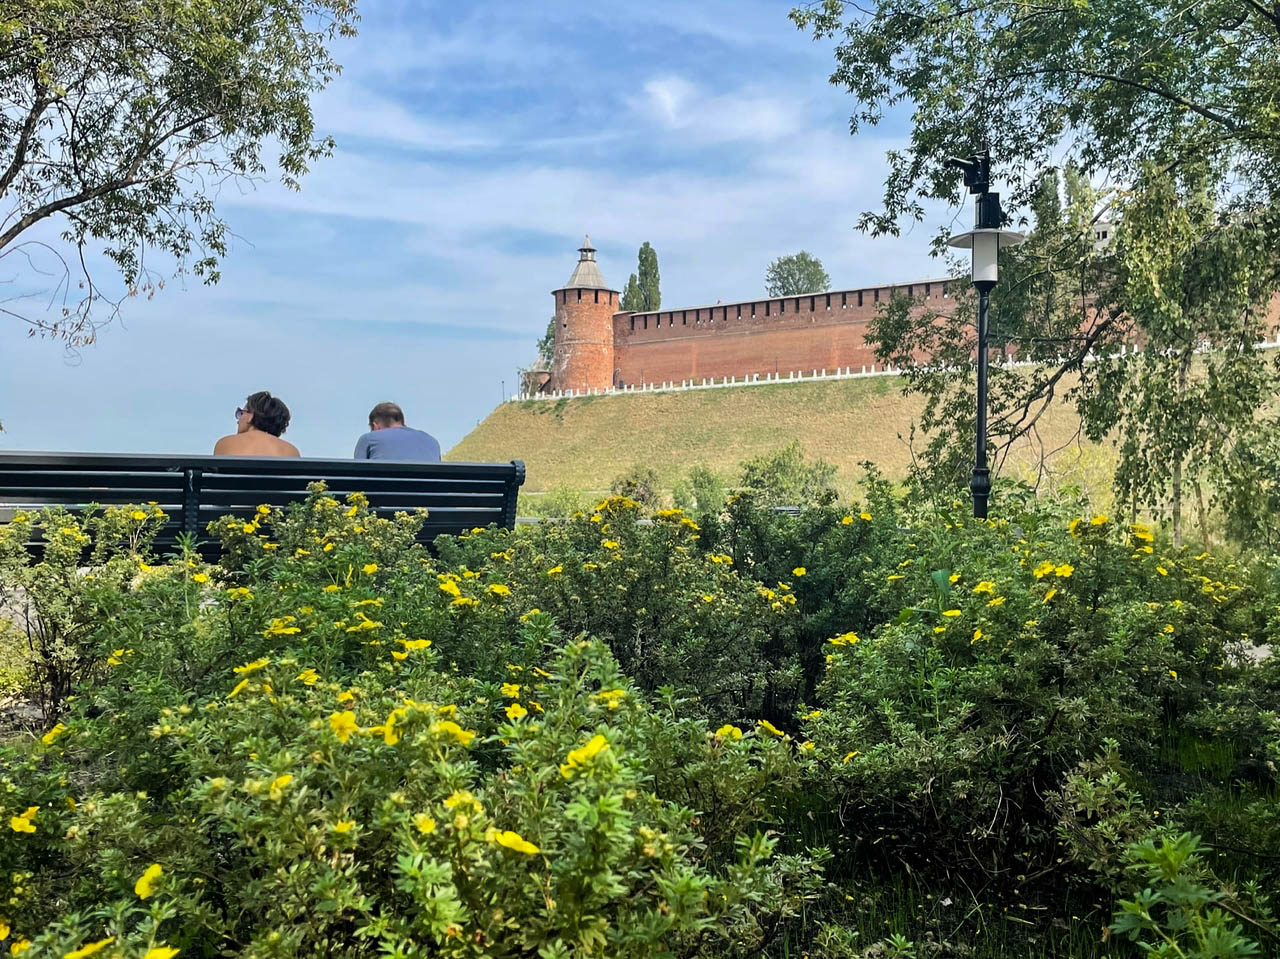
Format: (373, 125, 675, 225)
(972, 232, 999, 284)
(947, 228, 1026, 286)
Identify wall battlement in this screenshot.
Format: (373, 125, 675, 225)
(545, 237, 955, 395)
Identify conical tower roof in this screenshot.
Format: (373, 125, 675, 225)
(560, 235, 614, 290)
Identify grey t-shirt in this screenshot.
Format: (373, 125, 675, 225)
(353, 426, 441, 462)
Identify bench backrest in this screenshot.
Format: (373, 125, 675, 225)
(0, 452, 525, 556)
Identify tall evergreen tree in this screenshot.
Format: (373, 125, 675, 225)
(637, 241, 661, 311)
(621, 242, 661, 311)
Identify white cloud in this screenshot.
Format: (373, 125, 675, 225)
(631, 75, 807, 143)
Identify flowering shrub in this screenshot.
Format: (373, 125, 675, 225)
(0, 486, 1277, 957)
(0, 636, 822, 957)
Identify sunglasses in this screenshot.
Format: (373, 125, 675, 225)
(234, 407, 247, 420)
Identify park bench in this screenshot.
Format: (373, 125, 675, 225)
(0, 452, 525, 557)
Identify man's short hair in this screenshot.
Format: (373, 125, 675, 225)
(246, 391, 290, 436)
(369, 402, 405, 428)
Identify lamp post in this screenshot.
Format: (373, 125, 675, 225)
(945, 151, 1025, 520)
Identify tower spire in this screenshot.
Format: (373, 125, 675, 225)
(562, 233, 609, 289)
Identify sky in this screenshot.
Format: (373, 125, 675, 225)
(0, 0, 955, 458)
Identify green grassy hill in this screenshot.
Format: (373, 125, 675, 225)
(447, 376, 1114, 507)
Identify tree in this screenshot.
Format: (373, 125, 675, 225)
(536, 317, 555, 365)
(765, 252, 830, 297)
(737, 442, 837, 508)
(620, 241, 660, 312)
(0, 0, 358, 345)
(793, 0, 1280, 541)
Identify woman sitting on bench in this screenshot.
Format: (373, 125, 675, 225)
(214, 391, 301, 457)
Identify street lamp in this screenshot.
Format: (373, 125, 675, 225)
(945, 151, 1025, 520)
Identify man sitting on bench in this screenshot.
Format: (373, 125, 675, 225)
(214, 391, 301, 457)
(354, 402, 441, 462)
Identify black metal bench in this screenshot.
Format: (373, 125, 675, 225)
(0, 452, 525, 556)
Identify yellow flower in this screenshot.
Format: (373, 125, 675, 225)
(715, 724, 743, 740)
(450, 596, 478, 608)
(1043, 588, 1058, 603)
(1090, 514, 1108, 526)
(506, 703, 528, 720)
(362, 563, 378, 574)
(987, 596, 1006, 608)
(757, 719, 786, 738)
(595, 689, 626, 710)
(234, 657, 270, 675)
(144, 948, 180, 959)
(135, 863, 163, 899)
(487, 583, 511, 596)
(860, 511, 873, 521)
(887, 574, 904, 581)
(42, 723, 67, 745)
(501, 682, 521, 698)
(971, 628, 986, 643)
(12, 940, 32, 955)
(228, 679, 250, 698)
(241, 523, 256, 534)
(9, 811, 35, 834)
(1157, 566, 1169, 576)
(942, 609, 962, 618)
(130, 510, 147, 521)
(191, 572, 209, 584)
(1131, 523, 1153, 542)
(443, 790, 482, 811)
(1169, 670, 1178, 679)
(1032, 561, 1055, 579)
(1163, 624, 1176, 634)
(841, 515, 854, 525)
(391, 650, 408, 661)
(601, 540, 620, 550)
(1069, 517, 1082, 535)
(323, 584, 340, 593)
(491, 829, 540, 855)
(972, 581, 995, 594)
(547, 565, 563, 575)
(438, 579, 461, 597)
(949, 573, 961, 583)
(843, 751, 860, 763)
(800, 741, 816, 752)
(336, 690, 355, 703)
(0, 919, 8, 940)
(431, 720, 477, 746)
(296, 668, 319, 685)
(559, 734, 611, 778)
(792, 567, 807, 577)
(414, 813, 437, 834)
(268, 774, 293, 801)
(701, 594, 714, 603)
(329, 711, 359, 743)
(64, 937, 114, 959)
(333, 820, 356, 834)
(828, 632, 859, 646)
(401, 639, 431, 651)
(1054, 563, 1074, 578)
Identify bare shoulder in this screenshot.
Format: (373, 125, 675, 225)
(212, 434, 238, 455)
(279, 439, 302, 457)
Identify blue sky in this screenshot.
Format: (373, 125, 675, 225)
(0, 0, 953, 458)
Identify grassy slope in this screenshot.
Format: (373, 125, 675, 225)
(447, 376, 1115, 503)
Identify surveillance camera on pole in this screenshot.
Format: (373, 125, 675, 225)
(945, 151, 1025, 520)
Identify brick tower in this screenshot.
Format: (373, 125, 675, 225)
(550, 236, 618, 394)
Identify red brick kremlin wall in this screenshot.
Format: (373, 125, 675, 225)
(610, 279, 956, 388)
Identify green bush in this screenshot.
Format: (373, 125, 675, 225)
(1, 487, 1279, 958)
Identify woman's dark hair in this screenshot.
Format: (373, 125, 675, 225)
(245, 391, 291, 437)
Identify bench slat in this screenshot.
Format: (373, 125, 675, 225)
(0, 452, 525, 558)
